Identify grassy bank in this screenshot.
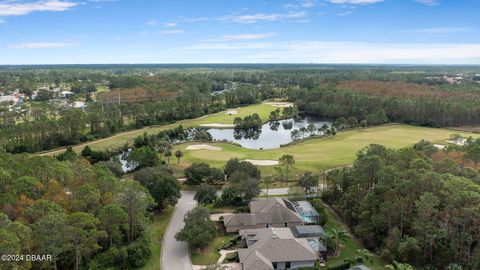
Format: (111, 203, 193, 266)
(140, 208, 174, 270)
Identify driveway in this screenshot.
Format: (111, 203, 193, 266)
(161, 188, 289, 270)
(161, 191, 197, 270)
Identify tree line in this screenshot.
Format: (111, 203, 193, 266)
(0, 149, 181, 269)
(322, 143, 480, 269)
(290, 87, 480, 127)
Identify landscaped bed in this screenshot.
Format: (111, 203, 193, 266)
(190, 235, 233, 265)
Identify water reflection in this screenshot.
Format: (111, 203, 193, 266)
(208, 117, 331, 149)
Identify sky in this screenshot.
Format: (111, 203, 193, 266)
(0, 0, 480, 64)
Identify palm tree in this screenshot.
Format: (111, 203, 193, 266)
(164, 149, 172, 163)
(357, 249, 374, 264)
(385, 261, 414, 270)
(328, 229, 349, 257)
(175, 150, 184, 164)
(263, 176, 274, 196)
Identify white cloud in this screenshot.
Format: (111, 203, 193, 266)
(163, 22, 176, 27)
(176, 40, 480, 64)
(146, 19, 157, 26)
(406, 27, 473, 33)
(0, 0, 77, 16)
(220, 33, 275, 41)
(284, 0, 316, 9)
(161, 30, 184, 34)
(338, 11, 352, 16)
(415, 0, 439, 5)
(301, 0, 316, 8)
(328, 0, 383, 4)
(11, 42, 74, 49)
(221, 11, 306, 23)
(184, 42, 273, 50)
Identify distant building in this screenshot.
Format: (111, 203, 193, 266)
(59, 91, 74, 99)
(72, 101, 87, 109)
(223, 198, 303, 233)
(0, 91, 25, 105)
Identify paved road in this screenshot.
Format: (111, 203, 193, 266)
(260, 187, 289, 196)
(161, 191, 197, 270)
(161, 188, 289, 270)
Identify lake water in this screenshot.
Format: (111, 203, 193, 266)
(208, 117, 332, 149)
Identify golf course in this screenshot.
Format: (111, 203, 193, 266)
(174, 124, 479, 174)
(42, 102, 479, 174)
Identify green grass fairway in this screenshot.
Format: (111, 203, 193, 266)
(41, 102, 278, 156)
(174, 124, 479, 174)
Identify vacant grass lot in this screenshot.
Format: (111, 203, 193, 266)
(174, 124, 479, 174)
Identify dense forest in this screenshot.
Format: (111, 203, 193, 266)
(323, 142, 480, 269)
(1, 65, 480, 269)
(2, 65, 480, 154)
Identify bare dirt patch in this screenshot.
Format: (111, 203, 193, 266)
(186, 144, 222, 151)
(242, 159, 279, 166)
(265, 102, 294, 107)
(225, 110, 239, 115)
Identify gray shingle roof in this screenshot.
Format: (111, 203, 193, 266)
(223, 213, 257, 227)
(240, 249, 273, 270)
(239, 228, 318, 270)
(224, 198, 302, 227)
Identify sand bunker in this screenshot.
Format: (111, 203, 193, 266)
(243, 159, 279, 166)
(225, 110, 239, 115)
(200, 123, 235, 128)
(434, 144, 445, 150)
(265, 102, 294, 107)
(186, 144, 222, 151)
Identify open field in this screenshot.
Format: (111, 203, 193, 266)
(40, 102, 277, 156)
(173, 124, 479, 174)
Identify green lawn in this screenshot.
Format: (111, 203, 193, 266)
(190, 235, 232, 265)
(321, 206, 384, 270)
(173, 124, 479, 174)
(139, 208, 174, 270)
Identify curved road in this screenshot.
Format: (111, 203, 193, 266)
(161, 188, 291, 270)
(161, 191, 197, 270)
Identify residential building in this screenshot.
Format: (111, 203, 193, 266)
(238, 227, 319, 270)
(223, 198, 303, 233)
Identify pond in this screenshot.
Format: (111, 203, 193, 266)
(207, 117, 332, 150)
